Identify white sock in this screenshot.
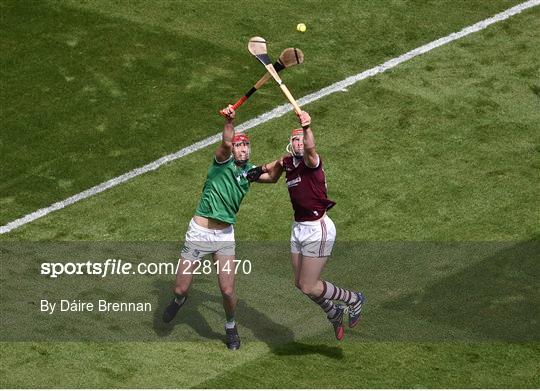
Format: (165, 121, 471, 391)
(225, 320, 236, 329)
(174, 296, 186, 305)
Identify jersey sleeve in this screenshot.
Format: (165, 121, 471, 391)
(214, 154, 233, 166)
(307, 155, 322, 170)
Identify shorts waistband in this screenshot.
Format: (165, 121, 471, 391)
(293, 214, 330, 226)
(190, 218, 233, 234)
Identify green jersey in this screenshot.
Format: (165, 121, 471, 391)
(195, 156, 255, 225)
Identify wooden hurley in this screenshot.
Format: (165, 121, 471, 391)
(247, 36, 303, 115)
(219, 47, 304, 117)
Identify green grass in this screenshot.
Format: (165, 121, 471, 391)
(0, 0, 526, 224)
(1, 342, 538, 388)
(1, 0, 539, 388)
(199, 342, 540, 388)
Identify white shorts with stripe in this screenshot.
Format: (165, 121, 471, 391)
(290, 215, 336, 257)
(180, 218, 235, 261)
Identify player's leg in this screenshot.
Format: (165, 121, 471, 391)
(215, 254, 238, 324)
(298, 255, 345, 340)
(215, 253, 240, 350)
(310, 215, 365, 328)
(173, 257, 197, 297)
(163, 218, 209, 323)
(162, 256, 197, 323)
(319, 279, 365, 327)
(297, 255, 326, 296)
(291, 225, 339, 320)
(290, 251, 302, 288)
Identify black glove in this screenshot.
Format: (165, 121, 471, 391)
(246, 166, 264, 182)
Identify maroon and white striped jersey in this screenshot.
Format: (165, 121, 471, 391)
(282, 155, 336, 222)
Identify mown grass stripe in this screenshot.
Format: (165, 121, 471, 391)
(1, 0, 538, 235)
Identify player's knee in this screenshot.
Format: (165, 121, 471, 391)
(298, 281, 316, 296)
(220, 286, 235, 300)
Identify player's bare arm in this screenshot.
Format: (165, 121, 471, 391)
(247, 158, 285, 183)
(298, 111, 319, 168)
(215, 105, 235, 162)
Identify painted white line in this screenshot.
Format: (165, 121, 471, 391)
(1, 0, 538, 235)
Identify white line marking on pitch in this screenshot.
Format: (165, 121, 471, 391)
(1, 0, 538, 235)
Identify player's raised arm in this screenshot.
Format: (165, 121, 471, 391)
(215, 105, 235, 162)
(247, 158, 284, 183)
(298, 111, 319, 168)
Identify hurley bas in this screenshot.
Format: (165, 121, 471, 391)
(41, 299, 152, 314)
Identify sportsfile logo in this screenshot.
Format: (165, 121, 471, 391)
(40, 258, 252, 278)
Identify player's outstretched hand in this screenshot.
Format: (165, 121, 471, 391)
(297, 111, 311, 128)
(220, 104, 236, 121)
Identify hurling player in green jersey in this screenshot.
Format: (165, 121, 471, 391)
(162, 105, 254, 350)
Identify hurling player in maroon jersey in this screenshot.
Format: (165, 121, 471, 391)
(247, 111, 365, 340)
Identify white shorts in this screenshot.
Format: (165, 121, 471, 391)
(291, 215, 336, 257)
(180, 218, 235, 261)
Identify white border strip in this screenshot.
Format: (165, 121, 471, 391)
(2, 0, 538, 235)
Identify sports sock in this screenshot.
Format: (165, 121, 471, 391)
(309, 295, 337, 319)
(225, 310, 236, 327)
(174, 294, 186, 306)
(319, 281, 358, 305)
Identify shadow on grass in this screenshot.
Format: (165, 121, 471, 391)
(152, 279, 343, 358)
(383, 238, 540, 341)
(152, 280, 223, 341)
(272, 341, 344, 359)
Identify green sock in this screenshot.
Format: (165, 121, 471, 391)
(225, 312, 235, 329)
(174, 294, 186, 305)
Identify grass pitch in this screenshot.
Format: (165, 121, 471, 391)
(1, 0, 539, 388)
